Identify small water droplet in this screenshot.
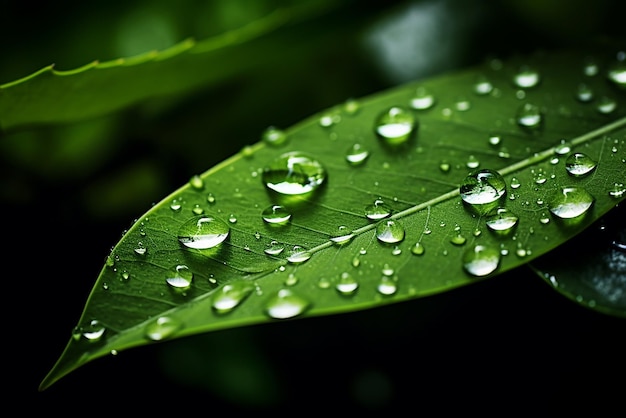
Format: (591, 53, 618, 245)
(262, 152, 327, 196)
(262, 205, 292, 225)
(336, 272, 359, 295)
(460, 169, 507, 205)
(207, 193, 216, 204)
(376, 220, 405, 244)
(189, 174, 204, 190)
(286, 246, 311, 264)
(548, 186, 595, 219)
(596, 96, 617, 114)
(375, 106, 417, 146)
(450, 234, 467, 246)
(262, 126, 288, 147)
(317, 277, 331, 289)
(607, 61, 626, 87)
(513, 65, 541, 88)
(178, 215, 230, 249)
(344, 98, 360, 114)
(330, 226, 355, 245)
(264, 240, 285, 256)
(265, 289, 310, 319)
(345, 143, 370, 166)
(466, 155, 480, 169)
(510, 177, 521, 189)
(81, 319, 106, 342)
(365, 199, 392, 220)
(411, 242, 425, 255)
(473, 75, 494, 95)
(554, 140, 572, 155)
(319, 110, 341, 127)
(583, 58, 599, 76)
(285, 273, 298, 286)
(165, 264, 193, 289)
(462, 244, 501, 277)
(145, 316, 182, 341)
(170, 198, 182, 212)
(485, 207, 519, 233)
(488, 134, 501, 145)
(409, 86, 436, 110)
(565, 153, 597, 177)
(575, 83, 594, 102)
(609, 182, 625, 198)
(516, 103, 543, 129)
(439, 161, 451, 173)
(377, 276, 398, 296)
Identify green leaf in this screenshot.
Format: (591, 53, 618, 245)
(40, 48, 626, 390)
(0, 0, 340, 131)
(530, 205, 626, 318)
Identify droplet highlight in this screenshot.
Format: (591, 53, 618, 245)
(178, 216, 230, 249)
(262, 152, 326, 196)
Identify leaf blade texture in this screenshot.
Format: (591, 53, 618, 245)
(41, 48, 626, 390)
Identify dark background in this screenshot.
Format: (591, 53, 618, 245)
(2, 0, 625, 413)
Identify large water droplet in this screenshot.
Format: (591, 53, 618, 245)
(548, 186, 595, 219)
(165, 264, 194, 289)
(375, 106, 417, 146)
(376, 220, 405, 244)
(265, 289, 310, 319)
(178, 216, 230, 249)
(262, 152, 326, 196)
(262, 205, 292, 225)
(365, 199, 392, 220)
(145, 316, 182, 341)
(212, 281, 255, 314)
(565, 153, 597, 177)
(485, 208, 519, 233)
(460, 169, 507, 205)
(462, 244, 501, 277)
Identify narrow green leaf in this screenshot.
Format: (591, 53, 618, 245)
(0, 0, 338, 131)
(41, 48, 626, 390)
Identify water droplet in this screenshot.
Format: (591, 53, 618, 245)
(516, 103, 543, 129)
(365, 199, 392, 220)
(81, 319, 106, 341)
(455, 96, 471, 111)
(485, 208, 519, 233)
(377, 276, 398, 296)
(411, 242, 425, 255)
(170, 198, 182, 212)
(488, 134, 501, 145)
(261, 205, 292, 225)
(607, 61, 626, 87)
(513, 65, 541, 88)
(510, 177, 521, 189)
(375, 106, 417, 146)
(565, 153, 597, 177)
(376, 220, 405, 244)
(211, 281, 254, 313)
(462, 244, 501, 277)
(265, 289, 310, 319)
(460, 169, 507, 205)
(409, 86, 436, 110)
(343, 98, 360, 114)
(207, 193, 216, 204)
(262, 126, 288, 147)
(285, 273, 298, 286)
(336, 272, 359, 295)
(466, 155, 480, 169)
(345, 143, 370, 165)
(189, 174, 204, 190)
(548, 186, 595, 219)
(319, 110, 341, 127)
(145, 316, 182, 341)
(609, 182, 625, 198)
(264, 240, 285, 256)
(330, 226, 355, 245)
(439, 161, 451, 173)
(554, 140, 572, 155)
(596, 96, 617, 114)
(575, 83, 594, 102)
(583, 58, 599, 76)
(165, 264, 193, 289)
(262, 152, 327, 196)
(178, 215, 230, 249)
(450, 234, 466, 245)
(317, 277, 331, 289)
(473, 75, 494, 95)
(286, 246, 311, 264)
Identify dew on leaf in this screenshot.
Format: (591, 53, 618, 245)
(330, 226, 355, 245)
(554, 140, 572, 155)
(409, 86, 436, 110)
(165, 264, 193, 289)
(211, 281, 255, 314)
(365, 199, 392, 220)
(192, 204, 204, 215)
(80, 320, 106, 342)
(460, 169, 507, 205)
(607, 61, 626, 87)
(178, 215, 230, 249)
(439, 161, 451, 173)
(548, 186, 595, 219)
(462, 244, 501, 277)
(170, 198, 182, 212)
(466, 155, 480, 169)
(411, 242, 425, 255)
(575, 83, 594, 102)
(450, 234, 467, 246)
(377, 276, 398, 296)
(513, 65, 541, 88)
(262, 205, 292, 225)
(262, 126, 288, 147)
(286, 246, 311, 264)
(145, 316, 182, 341)
(473, 75, 494, 95)
(317, 277, 331, 289)
(189, 174, 204, 191)
(264, 240, 285, 256)
(264, 289, 310, 319)
(609, 183, 625, 198)
(516, 103, 543, 129)
(375, 106, 417, 146)
(207, 193, 216, 204)
(486, 207, 519, 232)
(596, 96, 617, 114)
(343, 98, 360, 114)
(488, 134, 501, 145)
(336, 272, 359, 295)
(510, 177, 521, 189)
(376, 220, 405, 244)
(345, 143, 370, 166)
(565, 153, 597, 177)
(262, 152, 327, 196)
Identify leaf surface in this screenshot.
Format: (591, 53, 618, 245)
(41, 48, 626, 390)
